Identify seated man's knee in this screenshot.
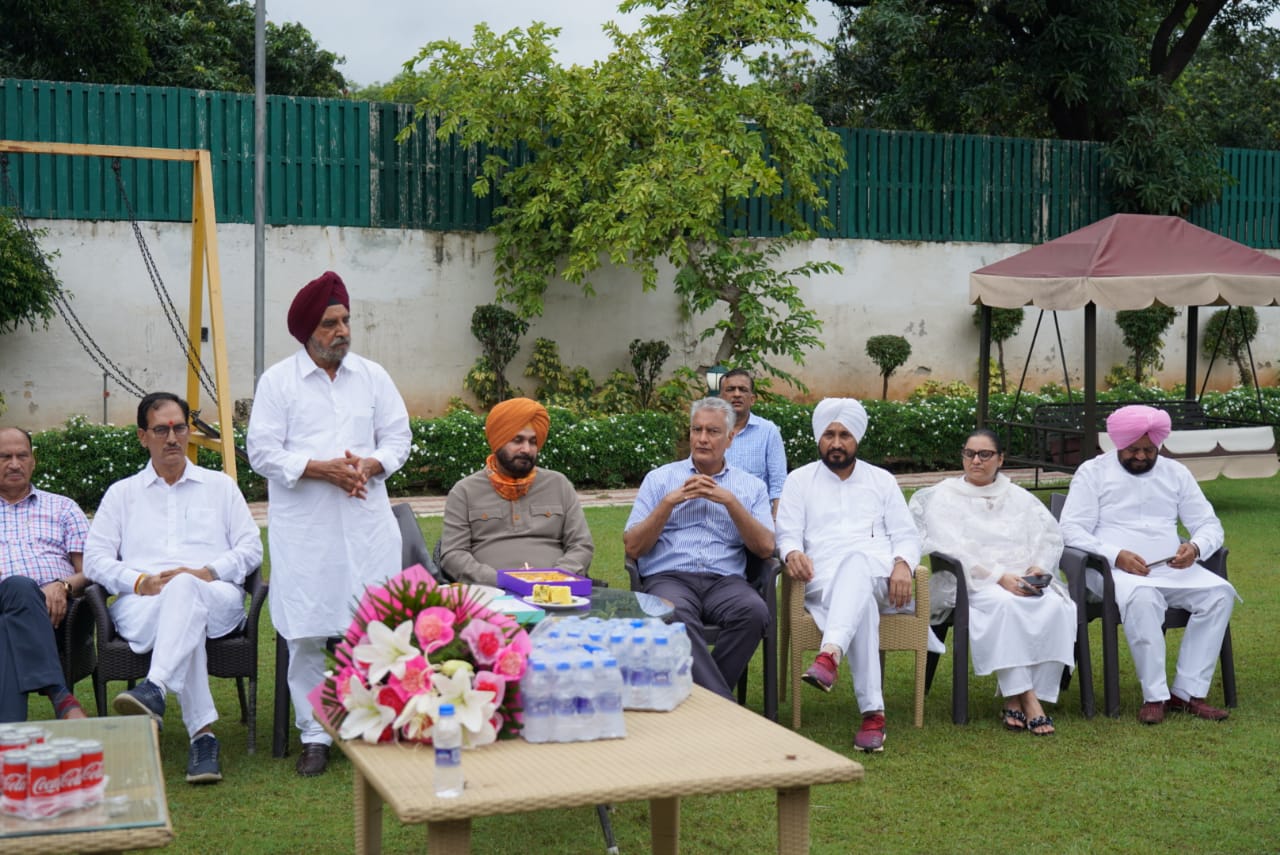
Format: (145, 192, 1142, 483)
(156, 571, 202, 600)
(0, 574, 43, 605)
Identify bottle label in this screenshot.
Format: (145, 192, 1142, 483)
(435, 746, 460, 768)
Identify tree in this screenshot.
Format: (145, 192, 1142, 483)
(1202, 306, 1261, 387)
(464, 304, 528, 406)
(972, 306, 1024, 394)
(674, 237, 839, 393)
(865, 334, 911, 399)
(401, 1, 845, 322)
(1115, 305, 1179, 384)
(0, 209, 61, 335)
(0, 0, 347, 96)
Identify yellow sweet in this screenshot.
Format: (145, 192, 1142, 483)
(531, 584, 572, 605)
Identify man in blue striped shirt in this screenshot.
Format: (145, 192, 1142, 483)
(624, 397, 775, 700)
(719, 369, 787, 516)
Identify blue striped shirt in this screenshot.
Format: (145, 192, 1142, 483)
(626, 458, 773, 578)
(0, 488, 89, 585)
(724, 413, 787, 500)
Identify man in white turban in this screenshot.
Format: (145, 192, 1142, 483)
(1058, 405, 1237, 725)
(775, 398, 922, 752)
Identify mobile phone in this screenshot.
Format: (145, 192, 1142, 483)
(1022, 574, 1052, 589)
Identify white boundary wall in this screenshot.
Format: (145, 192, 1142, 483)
(2, 220, 1276, 429)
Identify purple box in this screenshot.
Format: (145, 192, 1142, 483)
(495, 569, 592, 598)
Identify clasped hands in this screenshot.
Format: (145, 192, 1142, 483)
(315, 450, 381, 499)
(664, 474, 734, 509)
(134, 566, 217, 596)
(1114, 541, 1199, 576)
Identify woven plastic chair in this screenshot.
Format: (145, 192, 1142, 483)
(778, 564, 930, 730)
(85, 567, 268, 752)
(59, 589, 98, 689)
(392, 502, 443, 580)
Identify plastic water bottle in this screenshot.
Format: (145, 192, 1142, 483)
(597, 657, 627, 739)
(667, 623, 694, 699)
(551, 660, 577, 742)
(627, 635, 653, 709)
(433, 704, 463, 798)
(573, 658, 599, 741)
(521, 661, 553, 744)
(650, 634, 675, 711)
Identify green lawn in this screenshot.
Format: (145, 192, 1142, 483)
(34, 478, 1280, 853)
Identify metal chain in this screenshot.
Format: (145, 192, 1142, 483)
(1, 156, 148, 399)
(109, 160, 219, 403)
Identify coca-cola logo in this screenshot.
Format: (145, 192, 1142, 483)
(29, 775, 60, 796)
(82, 760, 104, 781)
(61, 767, 83, 788)
(2, 771, 26, 794)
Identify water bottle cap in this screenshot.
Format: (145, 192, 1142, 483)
(654, 636, 669, 645)
(531, 661, 547, 671)
(439, 704, 455, 716)
(604, 658, 618, 667)
(555, 661, 571, 671)
(579, 660, 594, 669)
(632, 635, 646, 643)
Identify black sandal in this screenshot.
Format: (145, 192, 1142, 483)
(1027, 715, 1055, 736)
(1001, 708, 1027, 732)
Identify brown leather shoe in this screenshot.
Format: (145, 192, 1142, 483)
(1137, 700, 1166, 725)
(1168, 695, 1229, 721)
(295, 743, 331, 777)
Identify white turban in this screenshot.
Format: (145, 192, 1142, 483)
(812, 398, 868, 444)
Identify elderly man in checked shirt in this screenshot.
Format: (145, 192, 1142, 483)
(0, 426, 90, 722)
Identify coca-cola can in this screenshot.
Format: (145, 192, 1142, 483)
(78, 739, 104, 794)
(0, 730, 27, 753)
(16, 725, 47, 746)
(55, 745, 83, 811)
(1, 748, 28, 816)
(26, 749, 61, 819)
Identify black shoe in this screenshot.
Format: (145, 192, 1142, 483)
(186, 733, 223, 784)
(113, 680, 166, 731)
(296, 743, 330, 777)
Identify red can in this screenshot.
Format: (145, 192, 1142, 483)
(78, 739, 104, 796)
(0, 731, 27, 753)
(26, 749, 61, 819)
(56, 745, 83, 811)
(1, 748, 28, 816)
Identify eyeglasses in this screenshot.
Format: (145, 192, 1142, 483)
(960, 448, 998, 461)
(148, 423, 190, 439)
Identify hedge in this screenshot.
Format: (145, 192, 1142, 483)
(27, 386, 1279, 511)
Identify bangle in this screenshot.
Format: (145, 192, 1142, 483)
(133, 574, 147, 595)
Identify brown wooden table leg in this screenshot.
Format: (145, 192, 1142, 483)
(776, 786, 810, 854)
(354, 769, 382, 855)
(650, 796, 680, 855)
(427, 819, 473, 854)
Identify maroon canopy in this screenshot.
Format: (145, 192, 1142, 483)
(970, 214, 1280, 310)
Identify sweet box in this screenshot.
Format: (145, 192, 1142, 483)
(495, 568, 592, 598)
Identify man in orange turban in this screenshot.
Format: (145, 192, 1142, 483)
(440, 398, 593, 586)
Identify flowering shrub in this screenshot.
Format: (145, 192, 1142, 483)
(313, 565, 530, 747)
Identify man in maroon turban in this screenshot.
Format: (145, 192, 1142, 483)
(1058, 405, 1237, 725)
(247, 272, 411, 777)
(439, 398, 593, 587)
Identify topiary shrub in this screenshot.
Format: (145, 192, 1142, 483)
(1202, 306, 1260, 388)
(1115, 305, 1178, 384)
(865, 335, 912, 399)
(463, 304, 528, 406)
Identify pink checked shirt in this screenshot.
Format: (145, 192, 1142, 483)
(0, 488, 89, 586)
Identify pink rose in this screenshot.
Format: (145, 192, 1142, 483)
(414, 607, 457, 653)
(491, 643, 528, 680)
(389, 656, 433, 701)
(460, 618, 503, 664)
(472, 670, 508, 706)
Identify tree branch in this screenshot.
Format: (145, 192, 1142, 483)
(1152, 0, 1227, 83)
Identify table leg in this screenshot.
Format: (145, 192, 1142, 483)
(776, 786, 810, 854)
(427, 819, 473, 854)
(650, 796, 680, 855)
(354, 769, 383, 855)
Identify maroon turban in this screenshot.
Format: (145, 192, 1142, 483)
(287, 271, 350, 345)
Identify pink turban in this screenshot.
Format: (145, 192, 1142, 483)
(1106, 405, 1172, 449)
(485, 398, 550, 453)
(287, 271, 349, 345)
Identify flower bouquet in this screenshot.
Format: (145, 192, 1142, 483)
(310, 564, 531, 747)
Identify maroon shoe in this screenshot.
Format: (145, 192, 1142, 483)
(1137, 700, 1166, 725)
(854, 713, 886, 753)
(1168, 695, 1229, 721)
(802, 652, 838, 693)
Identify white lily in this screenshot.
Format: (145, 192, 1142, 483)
(351, 619, 419, 683)
(430, 668, 497, 737)
(338, 676, 396, 743)
(393, 691, 441, 742)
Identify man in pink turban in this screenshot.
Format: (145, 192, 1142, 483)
(439, 398, 593, 587)
(1059, 405, 1237, 725)
(247, 272, 411, 777)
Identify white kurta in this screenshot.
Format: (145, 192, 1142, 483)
(247, 349, 411, 639)
(910, 475, 1075, 679)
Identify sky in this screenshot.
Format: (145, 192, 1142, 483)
(265, 0, 843, 88)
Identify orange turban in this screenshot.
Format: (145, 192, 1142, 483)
(485, 398, 550, 452)
(287, 271, 349, 345)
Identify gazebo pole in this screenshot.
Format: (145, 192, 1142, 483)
(977, 304, 992, 428)
(1184, 306, 1199, 400)
(1083, 303, 1098, 460)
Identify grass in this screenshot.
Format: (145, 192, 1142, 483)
(29, 478, 1280, 853)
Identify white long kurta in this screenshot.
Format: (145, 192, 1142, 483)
(910, 475, 1075, 679)
(247, 349, 411, 639)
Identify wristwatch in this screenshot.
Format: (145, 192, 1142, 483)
(59, 579, 73, 597)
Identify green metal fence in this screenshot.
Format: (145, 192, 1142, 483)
(3, 78, 1280, 246)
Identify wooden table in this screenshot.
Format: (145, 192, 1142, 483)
(328, 686, 862, 854)
(0, 717, 173, 854)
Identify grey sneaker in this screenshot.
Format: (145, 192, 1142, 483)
(113, 679, 166, 730)
(186, 733, 223, 784)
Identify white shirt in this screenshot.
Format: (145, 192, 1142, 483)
(84, 461, 263, 595)
(247, 348, 411, 638)
(776, 459, 921, 577)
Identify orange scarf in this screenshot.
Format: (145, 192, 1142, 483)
(486, 453, 536, 501)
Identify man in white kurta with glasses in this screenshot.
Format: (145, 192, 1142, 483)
(1058, 404, 1237, 725)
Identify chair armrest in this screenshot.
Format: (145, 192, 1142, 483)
(244, 568, 269, 643)
(913, 563, 930, 617)
(83, 583, 119, 643)
(779, 570, 807, 627)
(1201, 547, 1228, 579)
(624, 557, 642, 593)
